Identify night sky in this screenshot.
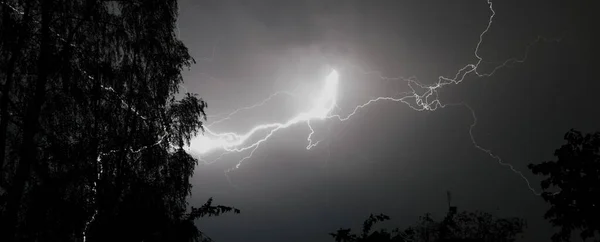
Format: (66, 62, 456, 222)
(175, 1, 597, 241)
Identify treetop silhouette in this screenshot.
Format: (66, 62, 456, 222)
(529, 129, 600, 242)
(0, 1, 238, 241)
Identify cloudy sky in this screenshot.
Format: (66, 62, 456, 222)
(175, 1, 596, 241)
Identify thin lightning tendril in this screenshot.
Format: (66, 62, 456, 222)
(0, 0, 558, 240)
(205, 87, 299, 128)
(187, 0, 560, 196)
(463, 104, 542, 196)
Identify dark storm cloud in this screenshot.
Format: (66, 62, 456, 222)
(177, 1, 597, 242)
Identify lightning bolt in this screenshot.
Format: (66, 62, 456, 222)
(187, 0, 560, 196)
(0, 1, 558, 240)
(205, 87, 298, 128)
(188, 70, 339, 170)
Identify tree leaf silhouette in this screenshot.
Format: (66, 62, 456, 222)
(528, 129, 600, 242)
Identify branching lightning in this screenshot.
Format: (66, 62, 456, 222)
(186, 0, 560, 195)
(188, 70, 339, 170)
(1, 1, 560, 239)
(205, 88, 299, 128)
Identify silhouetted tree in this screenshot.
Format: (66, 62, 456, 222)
(0, 1, 238, 241)
(330, 213, 402, 242)
(528, 129, 600, 242)
(330, 207, 525, 242)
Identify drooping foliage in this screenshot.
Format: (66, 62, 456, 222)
(0, 1, 237, 241)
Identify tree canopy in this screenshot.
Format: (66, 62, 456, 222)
(330, 207, 526, 242)
(528, 129, 600, 242)
(0, 0, 237, 241)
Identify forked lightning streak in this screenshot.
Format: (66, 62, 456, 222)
(186, 0, 550, 195)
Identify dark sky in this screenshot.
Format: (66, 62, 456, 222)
(176, 1, 597, 241)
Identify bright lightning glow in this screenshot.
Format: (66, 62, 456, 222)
(186, 0, 560, 196)
(205, 88, 298, 128)
(187, 70, 338, 159)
